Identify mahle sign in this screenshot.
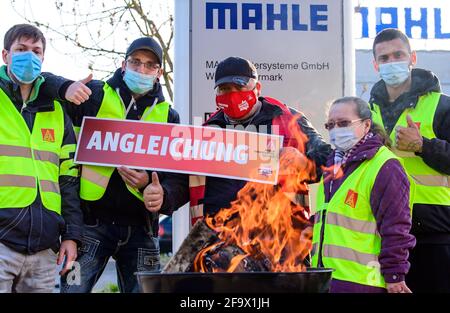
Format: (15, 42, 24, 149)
(354, 0, 450, 50)
(205, 2, 329, 31)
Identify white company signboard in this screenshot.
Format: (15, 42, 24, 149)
(190, 0, 354, 129)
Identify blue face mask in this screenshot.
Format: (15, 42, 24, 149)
(10, 51, 42, 84)
(379, 61, 410, 87)
(123, 69, 157, 95)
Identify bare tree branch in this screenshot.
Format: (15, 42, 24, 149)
(10, 0, 174, 101)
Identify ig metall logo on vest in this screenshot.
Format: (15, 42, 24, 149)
(41, 128, 55, 142)
(344, 189, 358, 208)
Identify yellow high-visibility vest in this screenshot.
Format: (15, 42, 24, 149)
(371, 92, 450, 207)
(312, 146, 402, 288)
(0, 88, 65, 214)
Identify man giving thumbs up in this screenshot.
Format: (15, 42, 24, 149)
(42, 37, 181, 293)
(369, 28, 450, 293)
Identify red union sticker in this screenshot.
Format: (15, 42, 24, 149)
(41, 128, 55, 142)
(75, 117, 283, 184)
(344, 189, 358, 208)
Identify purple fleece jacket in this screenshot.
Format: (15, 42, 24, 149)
(321, 135, 416, 293)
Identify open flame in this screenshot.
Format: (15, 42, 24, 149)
(193, 115, 318, 273)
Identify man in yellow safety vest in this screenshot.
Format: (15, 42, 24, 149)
(370, 28, 450, 293)
(45, 37, 181, 293)
(0, 24, 82, 293)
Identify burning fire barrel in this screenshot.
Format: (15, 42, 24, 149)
(137, 268, 333, 293)
(137, 222, 333, 293)
(139, 132, 333, 293)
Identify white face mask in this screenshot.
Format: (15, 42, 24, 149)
(378, 61, 410, 87)
(329, 126, 360, 152)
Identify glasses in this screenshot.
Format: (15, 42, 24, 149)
(324, 119, 363, 130)
(215, 79, 257, 95)
(126, 58, 160, 71)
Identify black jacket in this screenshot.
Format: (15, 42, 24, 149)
(159, 97, 332, 217)
(0, 66, 83, 254)
(44, 69, 180, 236)
(369, 68, 450, 243)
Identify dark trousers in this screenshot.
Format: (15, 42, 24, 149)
(60, 220, 160, 293)
(406, 243, 450, 293)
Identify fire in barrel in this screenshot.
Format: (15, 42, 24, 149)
(138, 115, 334, 293)
(192, 144, 315, 273)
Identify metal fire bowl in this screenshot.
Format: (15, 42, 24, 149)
(137, 268, 333, 293)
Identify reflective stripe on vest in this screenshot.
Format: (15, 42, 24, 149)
(371, 92, 450, 206)
(325, 211, 378, 235)
(311, 146, 401, 288)
(0, 174, 35, 188)
(80, 83, 170, 201)
(0, 88, 64, 214)
(0, 144, 59, 165)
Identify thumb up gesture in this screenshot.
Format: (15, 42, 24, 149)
(143, 172, 164, 212)
(64, 73, 93, 105)
(395, 114, 423, 152)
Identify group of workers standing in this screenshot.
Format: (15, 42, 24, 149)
(0, 23, 448, 293)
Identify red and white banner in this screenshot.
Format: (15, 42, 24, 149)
(74, 117, 282, 184)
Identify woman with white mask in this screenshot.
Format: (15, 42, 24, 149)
(311, 97, 415, 293)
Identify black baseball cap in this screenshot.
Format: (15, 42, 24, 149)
(214, 56, 258, 88)
(125, 37, 163, 66)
